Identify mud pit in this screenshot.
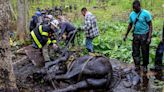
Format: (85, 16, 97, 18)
(12, 47, 164, 92)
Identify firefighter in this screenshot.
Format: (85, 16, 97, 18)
(30, 20, 59, 66)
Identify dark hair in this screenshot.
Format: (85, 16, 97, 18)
(81, 7, 87, 12)
(133, 0, 140, 6)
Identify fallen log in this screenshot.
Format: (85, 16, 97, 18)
(13, 56, 30, 70)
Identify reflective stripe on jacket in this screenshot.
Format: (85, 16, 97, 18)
(31, 25, 56, 48)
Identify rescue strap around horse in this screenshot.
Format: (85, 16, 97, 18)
(77, 56, 94, 81)
(66, 55, 75, 69)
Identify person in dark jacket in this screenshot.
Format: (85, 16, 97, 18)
(59, 22, 76, 46)
(30, 20, 59, 66)
(29, 11, 42, 31)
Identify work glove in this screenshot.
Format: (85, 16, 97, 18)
(146, 38, 151, 44)
(62, 34, 67, 40)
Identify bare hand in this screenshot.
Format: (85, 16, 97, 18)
(62, 34, 67, 40)
(146, 38, 151, 44)
(123, 36, 127, 41)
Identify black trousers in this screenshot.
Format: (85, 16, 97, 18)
(132, 33, 150, 67)
(155, 41, 164, 66)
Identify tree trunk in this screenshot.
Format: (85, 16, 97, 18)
(87, 0, 91, 4)
(9, 0, 17, 20)
(25, 0, 29, 35)
(17, 0, 26, 43)
(0, 0, 18, 91)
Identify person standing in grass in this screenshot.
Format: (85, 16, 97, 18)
(123, 0, 153, 73)
(79, 7, 99, 53)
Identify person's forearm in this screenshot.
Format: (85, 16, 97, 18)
(148, 21, 153, 39)
(148, 26, 152, 39)
(83, 24, 91, 31)
(125, 24, 132, 37)
(59, 28, 66, 38)
(82, 18, 92, 31)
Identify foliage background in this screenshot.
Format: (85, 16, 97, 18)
(10, 0, 164, 67)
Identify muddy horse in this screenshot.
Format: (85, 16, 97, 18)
(37, 52, 113, 92)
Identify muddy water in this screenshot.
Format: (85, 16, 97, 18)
(110, 59, 164, 92)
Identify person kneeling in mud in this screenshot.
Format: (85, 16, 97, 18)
(30, 20, 59, 67)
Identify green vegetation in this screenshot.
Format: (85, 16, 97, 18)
(11, 0, 164, 65)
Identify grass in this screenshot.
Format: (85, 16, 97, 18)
(10, 0, 164, 65)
